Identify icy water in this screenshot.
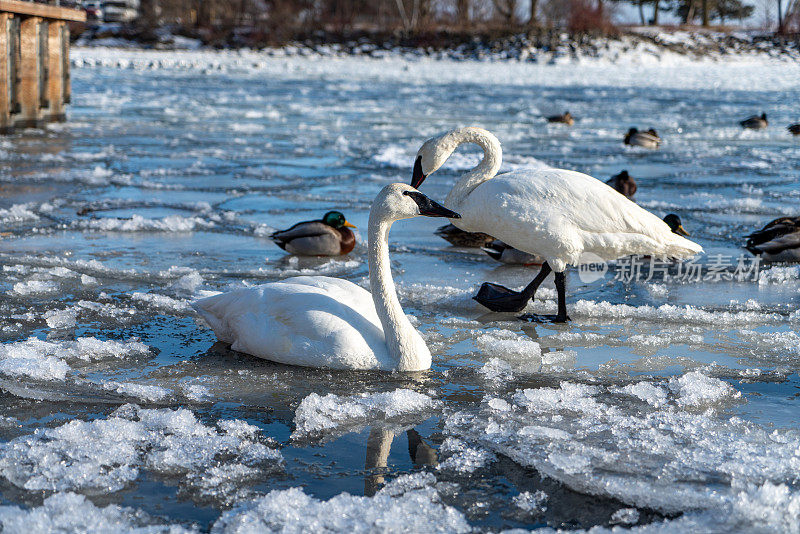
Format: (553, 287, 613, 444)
(1, 49, 800, 532)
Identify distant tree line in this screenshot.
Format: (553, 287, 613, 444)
(135, 0, 799, 43)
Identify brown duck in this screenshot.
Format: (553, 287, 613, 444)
(745, 216, 800, 263)
(740, 113, 768, 130)
(546, 111, 575, 126)
(271, 211, 356, 256)
(624, 128, 661, 149)
(435, 223, 494, 248)
(606, 170, 637, 199)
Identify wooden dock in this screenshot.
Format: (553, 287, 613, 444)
(1, 0, 85, 133)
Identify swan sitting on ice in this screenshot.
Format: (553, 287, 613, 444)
(411, 127, 703, 322)
(192, 184, 460, 371)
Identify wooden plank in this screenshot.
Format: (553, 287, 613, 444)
(0, 13, 10, 132)
(46, 19, 63, 120)
(15, 15, 41, 127)
(0, 0, 86, 22)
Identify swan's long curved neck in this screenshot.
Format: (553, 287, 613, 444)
(444, 128, 503, 209)
(368, 208, 422, 371)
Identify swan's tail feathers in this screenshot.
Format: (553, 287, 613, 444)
(662, 235, 704, 260)
(191, 292, 238, 344)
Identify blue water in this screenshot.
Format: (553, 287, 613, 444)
(0, 50, 799, 531)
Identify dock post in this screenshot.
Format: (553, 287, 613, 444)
(16, 15, 43, 128)
(46, 20, 64, 121)
(0, 12, 11, 133)
(0, 0, 85, 133)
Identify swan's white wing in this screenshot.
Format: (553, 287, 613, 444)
(192, 276, 393, 370)
(460, 168, 702, 270)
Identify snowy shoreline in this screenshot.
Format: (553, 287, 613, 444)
(71, 41, 800, 93)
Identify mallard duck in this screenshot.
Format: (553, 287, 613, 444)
(482, 240, 544, 265)
(745, 216, 800, 262)
(434, 223, 494, 248)
(546, 112, 574, 126)
(624, 128, 661, 149)
(788, 124, 800, 136)
(606, 170, 637, 199)
(662, 214, 690, 237)
(740, 113, 768, 130)
(271, 211, 356, 256)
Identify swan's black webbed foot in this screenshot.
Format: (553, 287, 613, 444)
(519, 313, 571, 323)
(473, 282, 531, 313)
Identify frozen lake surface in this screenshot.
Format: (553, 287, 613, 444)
(1, 48, 800, 532)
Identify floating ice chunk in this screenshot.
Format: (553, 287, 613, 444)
(0, 492, 193, 533)
(0, 404, 282, 493)
(0, 336, 145, 381)
(476, 331, 542, 360)
(43, 308, 78, 329)
(488, 397, 512, 412)
(479, 358, 514, 382)
(645, 283, 668, 298)
(170, 271, 204, 293)
(514, 382, 602, 414)
(512, 490, 548, 514)
(81, 274, 99, 286)
(437, 438, 496, 474)
(573, 299, 781, 325)
(102, 381, 171, 402)
(758, 265, 800, 285)
(396, 283, 476, 311)
(668, 371, 740, 407)
(211, 472, 470, 534)
(184, 463, 261, 506)
(0, 203, 40, 223)
(445, 379, 800, 516)
(616, 381, 668, 408)
(73, 214, 215, 233)
(291, 389, 439, 440)
(610, 507, 640, 525)
(131, 292, 192, 313)
(9, 280, 58, 296)
(0, 350, 70, 381)
(181, 383, 212, 402)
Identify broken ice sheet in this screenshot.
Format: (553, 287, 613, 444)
(0, 404, 282, 497)
(443, 376, 799, 517)
(291, 389, 441, 442)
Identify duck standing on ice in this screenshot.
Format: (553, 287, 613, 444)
(410, 127, 703, 322)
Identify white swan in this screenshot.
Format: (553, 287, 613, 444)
(411, 127, 703, 322)
(192, 184, 460, 371)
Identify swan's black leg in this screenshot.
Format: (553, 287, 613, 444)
(474, 262, 552, 312)
(553, 271, 571, 322)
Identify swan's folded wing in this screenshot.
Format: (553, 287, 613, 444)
(469, 169, 702, 266)
(192, 277, 389, 370)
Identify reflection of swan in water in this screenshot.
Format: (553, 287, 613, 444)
(364, 426, 438, 496)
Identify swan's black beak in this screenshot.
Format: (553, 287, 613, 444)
(411, 156, 426, 189)
(404, 191, 460, 219)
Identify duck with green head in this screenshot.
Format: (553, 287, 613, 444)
(271, 211, 357, 256)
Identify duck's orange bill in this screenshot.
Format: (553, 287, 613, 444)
(343, 221, 357, 228)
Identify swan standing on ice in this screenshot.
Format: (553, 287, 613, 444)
(192, 184, 460, 371)
(411, 127, 703, 322)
